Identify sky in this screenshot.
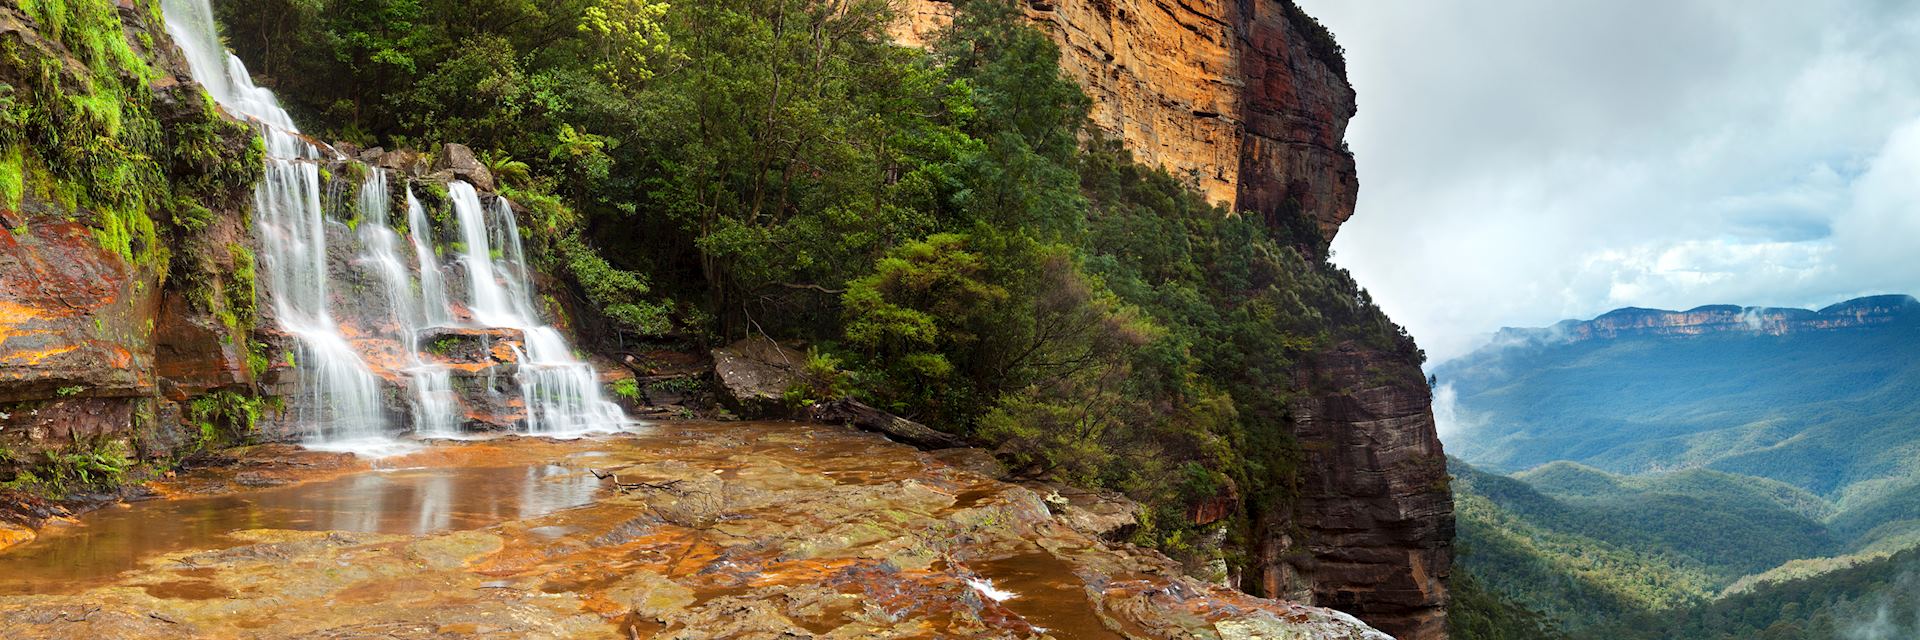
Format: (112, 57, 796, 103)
(1295, 0, 1920, 363)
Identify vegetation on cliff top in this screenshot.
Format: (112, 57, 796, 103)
(208, 0, 1414, 573)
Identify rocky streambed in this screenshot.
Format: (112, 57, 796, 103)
(0, 422, 1387, 639)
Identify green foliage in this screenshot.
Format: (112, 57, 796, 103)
(480, 150, 532, 189)
(3, 436, 132, 495)
(559, 231, 671, 336)
(188, 390, 262, 450)
(576, 0, 672, 89)
(1, 0, 261, 276)
(1278, 0, 1347, 80)
(842, 233, 1008, 416)
(1582, 546, 1920, 640)
(226, 243, 258, 330)
(1446, 455, 1920, 638)
(780, 347, 853, 409)
(246, 340, 273, 379)
(610, 378, 641, 402)
(0, 145, 23, 211)
(1449, 570, 1568, 640)
(428, 336, 459, 355)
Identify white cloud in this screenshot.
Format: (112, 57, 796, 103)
(1296, 0, 1920, 362)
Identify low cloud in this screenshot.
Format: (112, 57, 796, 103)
(1430, 383, 1463, 440)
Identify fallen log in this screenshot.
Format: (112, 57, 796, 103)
(807, 399, 969, 450)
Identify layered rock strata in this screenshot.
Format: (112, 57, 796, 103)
(0, 0, 262, 465)
(890, 0, 1358, 242)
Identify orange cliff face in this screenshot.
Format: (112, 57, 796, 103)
(890, 0, 1358, 242)
(893, 2, 1450, 638)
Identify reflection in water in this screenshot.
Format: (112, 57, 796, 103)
(0, 464, 600, 595)
(521, 464, 601, 520)
(414, 472, 452, 534)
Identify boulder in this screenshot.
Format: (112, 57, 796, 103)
(431, 143, 495, 192)
(709, 337, 805, 418)
(1028, 482, 1144, 540)
(373, 148, 429, 175)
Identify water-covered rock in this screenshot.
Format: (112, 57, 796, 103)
(0, 421, 1392, 639)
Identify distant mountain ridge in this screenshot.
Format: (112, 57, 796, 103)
(1493, 294, 1920, 344)
(1437, 291, 1920, 506)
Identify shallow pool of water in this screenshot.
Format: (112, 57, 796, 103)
(0, 462, 603, 595)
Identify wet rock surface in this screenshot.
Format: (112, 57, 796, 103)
(0, 422, 1388, 639)
(710, 337, 806, 417)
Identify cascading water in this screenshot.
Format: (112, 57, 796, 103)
(406, 191, 455, 328)
(355, 175, 460, 437)
(160, 0, 629, 447)
(161, 0, 391, 448)
(447, 182, 628, 435)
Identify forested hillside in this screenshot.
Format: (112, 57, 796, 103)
(1453, 458, 1920, 639)
(202, 0, 1421, 586)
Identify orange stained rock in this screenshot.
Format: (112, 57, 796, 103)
(0, 423, 1393, 639)
(0, 301, 49, 349)
(1, 344, 77, 366)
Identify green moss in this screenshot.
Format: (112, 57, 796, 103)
(1, 0, 260, 272)
(2, 436, 133, 496)
(0, 146, 22, 211)
(226, 242, 258, 330)
(428, 336, 460, 355)
(246, 340, 272, 379)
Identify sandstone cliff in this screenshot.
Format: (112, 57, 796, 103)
(892, 0, 1358, 243)
(895, 2, 1452, 637)
(1274, 342, 1454, 639)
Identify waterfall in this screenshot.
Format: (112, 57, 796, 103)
(160, 0, 630, 448)
(162, 0, 391, 448)
(447, 183, 628, 435)
(406, 191, 454, 328)
(356, 175, 460, 437)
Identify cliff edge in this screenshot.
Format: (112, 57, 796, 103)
(895, 1, 1452, 637)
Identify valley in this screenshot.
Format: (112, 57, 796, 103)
(1442, 297, 1920, 638)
